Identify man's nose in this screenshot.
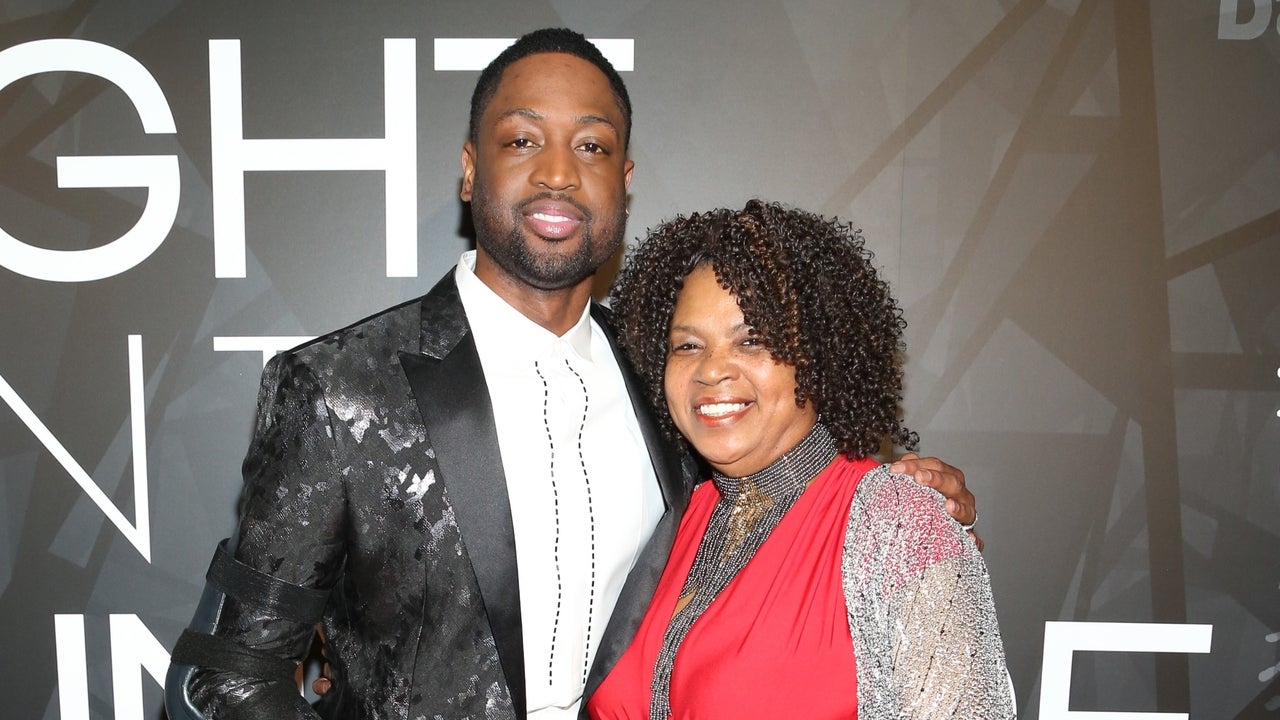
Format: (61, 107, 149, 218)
(531, 144, 580, 191)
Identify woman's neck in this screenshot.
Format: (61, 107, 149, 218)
(710, 422, 839, 498)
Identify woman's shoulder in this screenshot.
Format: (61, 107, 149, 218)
(847, 463, 969, 571)
(851, 463, 949, 515)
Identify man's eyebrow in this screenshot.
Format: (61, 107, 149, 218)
(574, 114, 620, 135)
(492, 108, 620, 135)
(493, 107, 544, 123)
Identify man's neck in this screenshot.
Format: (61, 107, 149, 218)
(473, 254, 594, 336)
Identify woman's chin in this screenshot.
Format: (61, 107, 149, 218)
(699, 451, 765, 478)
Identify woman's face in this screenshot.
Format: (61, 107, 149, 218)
(664, 265, 818, 477)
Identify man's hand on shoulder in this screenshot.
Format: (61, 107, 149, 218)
(889, 452, 984, 551)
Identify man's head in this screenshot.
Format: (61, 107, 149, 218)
(469, 28, 632, 149)
(461, 29, 634, 299)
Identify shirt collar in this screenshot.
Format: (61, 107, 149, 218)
(455, 250, 595, 366)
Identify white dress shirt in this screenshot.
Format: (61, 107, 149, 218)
(455, 252, 664, 718)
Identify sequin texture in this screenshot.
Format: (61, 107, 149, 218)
(842, 465, 1016, 718)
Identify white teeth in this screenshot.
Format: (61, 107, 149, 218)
(697, 402, 745, 417)
(532, 212, 571, 222)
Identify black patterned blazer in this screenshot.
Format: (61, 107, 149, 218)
(168, 270, 690, 720)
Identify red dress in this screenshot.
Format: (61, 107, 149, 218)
(588, 456, 875, 720)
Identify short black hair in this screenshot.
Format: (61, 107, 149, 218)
(610, 199, 917, 459)
(469, 28, 632, 148)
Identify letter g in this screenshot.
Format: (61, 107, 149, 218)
(0, 39, 177, 282)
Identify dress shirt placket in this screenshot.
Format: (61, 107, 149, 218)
(534, 343, 600, 692)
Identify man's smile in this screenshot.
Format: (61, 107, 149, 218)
(521, 198, 585, 239)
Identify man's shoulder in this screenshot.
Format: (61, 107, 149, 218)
(287, 271, 461, 367)
(289, 294, 426, 364)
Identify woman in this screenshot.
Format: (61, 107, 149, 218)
(589, 200, 1014, 718)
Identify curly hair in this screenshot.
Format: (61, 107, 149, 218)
(609, 199, 917, 459)
(469, 28, 632, 148)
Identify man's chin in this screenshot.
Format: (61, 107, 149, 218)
(482, 249, 592, 291)
(517, 244, 611, 289)
(477, 224, 621, 292)
(518, 265, 597, 292)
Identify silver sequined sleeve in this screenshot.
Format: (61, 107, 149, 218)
(842, 465, 1016, 719)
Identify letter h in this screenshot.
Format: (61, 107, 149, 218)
(208, 39, 417, 278)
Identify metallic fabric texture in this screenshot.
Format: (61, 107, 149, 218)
(188, 277, 513, 720)
(842, 465, 1016, 718)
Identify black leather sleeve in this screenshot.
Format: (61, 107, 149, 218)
(167, 353, 347, 720)
(165, 540, 328, 720)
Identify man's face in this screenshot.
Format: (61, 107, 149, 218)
(461, 53, 634, 292)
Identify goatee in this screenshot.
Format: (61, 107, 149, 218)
(470, 188, 626, 291)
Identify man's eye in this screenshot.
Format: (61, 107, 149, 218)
(509, 137, 534, 149)
(579, 142, 606, 155)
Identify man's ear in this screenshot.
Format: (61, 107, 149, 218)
(623, 158, 634, 190)
(460, 141, 476, 201)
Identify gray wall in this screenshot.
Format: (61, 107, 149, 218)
(1, 1, 1276, 717)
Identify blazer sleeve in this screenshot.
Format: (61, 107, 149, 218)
(843, 465, 1016, 719)
(184, 351, 349, 720)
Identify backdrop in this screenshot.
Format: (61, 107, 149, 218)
(1, 1, 1277, 718)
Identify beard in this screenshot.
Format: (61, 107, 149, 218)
(469, 185, 627, 291)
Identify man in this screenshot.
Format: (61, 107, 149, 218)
(166, 28, 977, 720)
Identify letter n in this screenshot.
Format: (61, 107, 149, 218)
(0, 335, 151, 560)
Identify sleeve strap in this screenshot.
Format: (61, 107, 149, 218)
(170, 630, 296, 682)
(206, 539, 330, 624)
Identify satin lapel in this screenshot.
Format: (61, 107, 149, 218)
(399, 275, 526, 718)
(582, 305, 690, 705)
